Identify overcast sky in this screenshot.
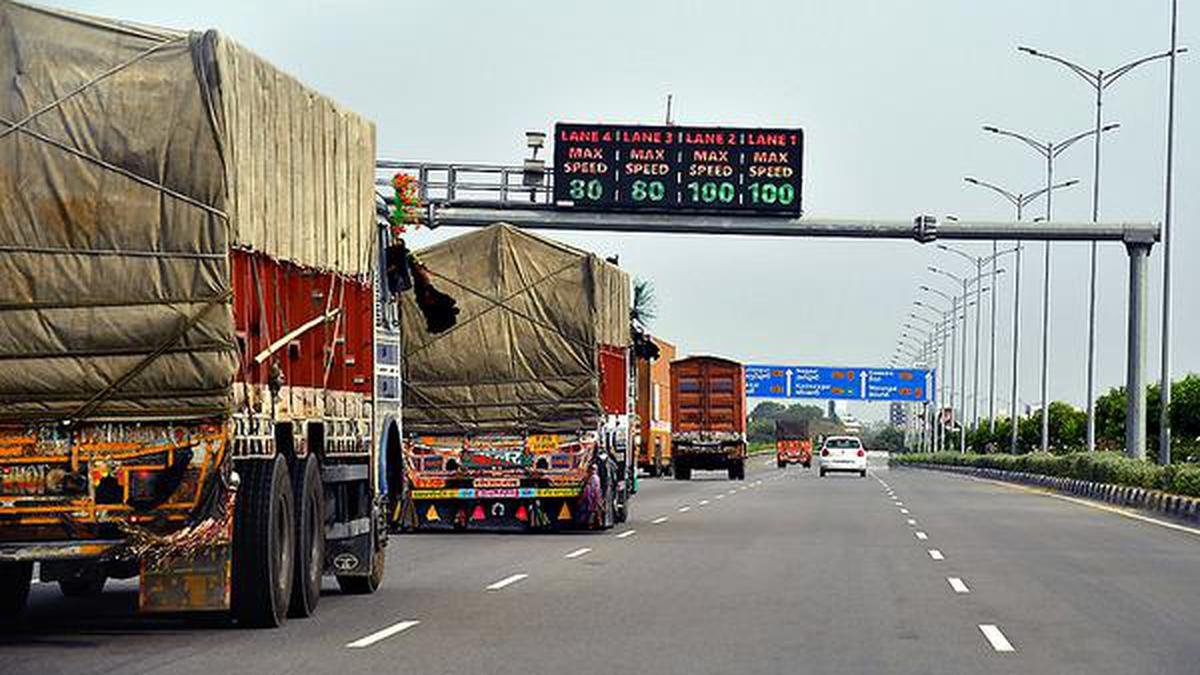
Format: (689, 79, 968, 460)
(57, 1, 1196, 422)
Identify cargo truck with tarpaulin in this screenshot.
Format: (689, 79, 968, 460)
(397, 224, 634, 531)
(0, 2, 403, 627)
(670, 356, 747, 481)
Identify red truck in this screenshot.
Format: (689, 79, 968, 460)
(775, 419, 813, 468)
(670, 356, 747, 481)
(395, 224, 635, 531)
(0, 3, 399, 628)
(636, 336, 675, 477)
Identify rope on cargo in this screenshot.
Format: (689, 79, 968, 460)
(62, 289, 234, 425)
(0, 36, 227, 221)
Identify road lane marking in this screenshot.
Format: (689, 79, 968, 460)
(915, 531, 928, 540)
(616, 529, 637, 539)
(906, 518, 917, 525)
(728, 489, 737, 495)
(948, 577, 970, 594)
(979, 624, 1015, 652)
(486, 573, 529, 591)
(564, 547, 592, 559)
(678, 506, 691, 513)
(928, 549, 945, 561)
(964, 474, 1200, 540)
(699, 499, 710, 506)
(900, 508, 910, 514)
(652, 516, 670, 524)
(716, 494, 725, 499)
(346, 620, 420, 648)
(893, 501, 904, 506)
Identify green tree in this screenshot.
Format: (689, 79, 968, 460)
(869, 426, 907, 453)
(748, 401, 786, 421)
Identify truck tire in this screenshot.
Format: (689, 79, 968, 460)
(0, 561, 32, 627)
(59, 576, 106, 598)
(232, 456, 296, 628)
(674, 463, 691, 481)
(337, 536, 385, 595)
(777, 459, 786, 469)
(289, 454, 324, 618)
(728, 460, 745, 481)
(647, 464, 659, 478)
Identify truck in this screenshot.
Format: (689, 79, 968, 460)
(670, 356, 747, 481)
(0, 2, 401, 628)
(395, 224, 635, 531)
(774, 419, 813, 469)
(636, 336, 675, 477)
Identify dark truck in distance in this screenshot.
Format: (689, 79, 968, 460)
(670, 356, 747, 481)
(775, 419, 813, 468)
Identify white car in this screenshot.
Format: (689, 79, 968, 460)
(818, 436, 867, 478)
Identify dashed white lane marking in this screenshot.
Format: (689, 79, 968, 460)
(948, 577, 970, 594)
(900, 508, 910, 514)
(753, 480, 763, 486)
(652, 516, 670, 524)
(914, 531, 928, 540)
(486, 573, 529, 591)
(979, 624, 1015, 652)
(564, 547, 592, 559)
(616, 529, 637, 539)
(678, 506, 691, 513)
(699, 499, 710, 506)
(346, 620, 420, 648)
(728, 489, 737, 495)
(965, 474, 1200, 540)
(716, 494, 725, 500)
(928, 549, 945, 561)
(893, 501, 904, 506)
(906, 518, 917, 525)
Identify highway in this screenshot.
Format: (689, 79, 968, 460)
(4, 459, 1200, 675)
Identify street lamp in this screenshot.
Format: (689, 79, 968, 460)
(983, 123, 1117, 452)
(1019, 43, 1187, 455)
(964, 176, 1079, 452)
(937, 244, 1015, 431)
(922, 280, 989, 454)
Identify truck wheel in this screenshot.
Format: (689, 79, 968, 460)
(0, 561, 32, 627)
(337, 539, 385, 595)
(675, 464, 690, 481)
(232, 456, 296, 628)
(59, 576, 106, 598)
(289, 454, 324, 618)
(777, 460, 786, 469)
(647, 464, 659, 478)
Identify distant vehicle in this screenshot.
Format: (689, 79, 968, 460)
(636, 337, 676, 477)
(775, 420, 813, 469)
(670, 356, 747, 481)
(818, 436, 868, 478)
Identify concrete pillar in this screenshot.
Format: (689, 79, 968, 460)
(1125, 240, 1152, 459)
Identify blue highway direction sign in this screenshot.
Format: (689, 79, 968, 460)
(745, 365, 930, 402)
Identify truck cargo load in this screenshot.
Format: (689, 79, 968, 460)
(398, 223, 634, 530)
(0, 1, 395, 628)
(670, 356, 747, 480)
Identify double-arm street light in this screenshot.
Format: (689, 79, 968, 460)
(911, 303, 959, 452)
(921, 281, 989, 453)
(982, 123, 1118, 452)
(936, 244, 1016, 432)
(964, 177, 1079, 452)
(1019, 43, 1187, 455)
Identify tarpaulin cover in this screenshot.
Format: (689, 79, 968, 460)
(401, 224, 630, 435)
(0, 1, 375, 421)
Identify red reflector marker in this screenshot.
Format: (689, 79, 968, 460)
(515, 505, 529, 522)
(471, 505, 486, 521)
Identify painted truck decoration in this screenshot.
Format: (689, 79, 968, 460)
(670, 356, 748, 481)
(0, 3, 400, 628)
(636, 336, 676, 477)
(396, 224, 635, 531)
(775, 419, 813, 469)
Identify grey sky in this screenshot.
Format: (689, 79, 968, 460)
(55, 1, 1196, 421)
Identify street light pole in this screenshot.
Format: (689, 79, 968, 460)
(983, 124, 1115, 452)
(964, 177, 1078, 452)
(1161, 3, 1182, 465)
(1019, 43, 1186, 455)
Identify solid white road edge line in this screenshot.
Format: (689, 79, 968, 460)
(616, 529, 637, 539)
(915, 531, 928, 540)
(979, 624, 1015, 652)
(965, 475, 1200, 540)
(485, 573, 529, 591)
(652, 516, 670, 524)
(928, 549, 945, 561)
(346, 620, 420, 649)
(948, 577, 970, 593)
(564, 547, 592, 559)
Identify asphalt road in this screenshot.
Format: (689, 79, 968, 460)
(4, 459, 1200, 675)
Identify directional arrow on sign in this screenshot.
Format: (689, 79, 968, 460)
(786, 369, 793, 397)
(859, 371, 868, 399)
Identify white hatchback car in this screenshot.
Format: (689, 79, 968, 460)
(818, 436, 867, 478)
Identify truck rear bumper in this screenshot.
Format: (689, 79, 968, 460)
(0, 539, 122, 563)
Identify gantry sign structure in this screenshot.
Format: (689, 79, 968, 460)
(377, 124, 1160, 459)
